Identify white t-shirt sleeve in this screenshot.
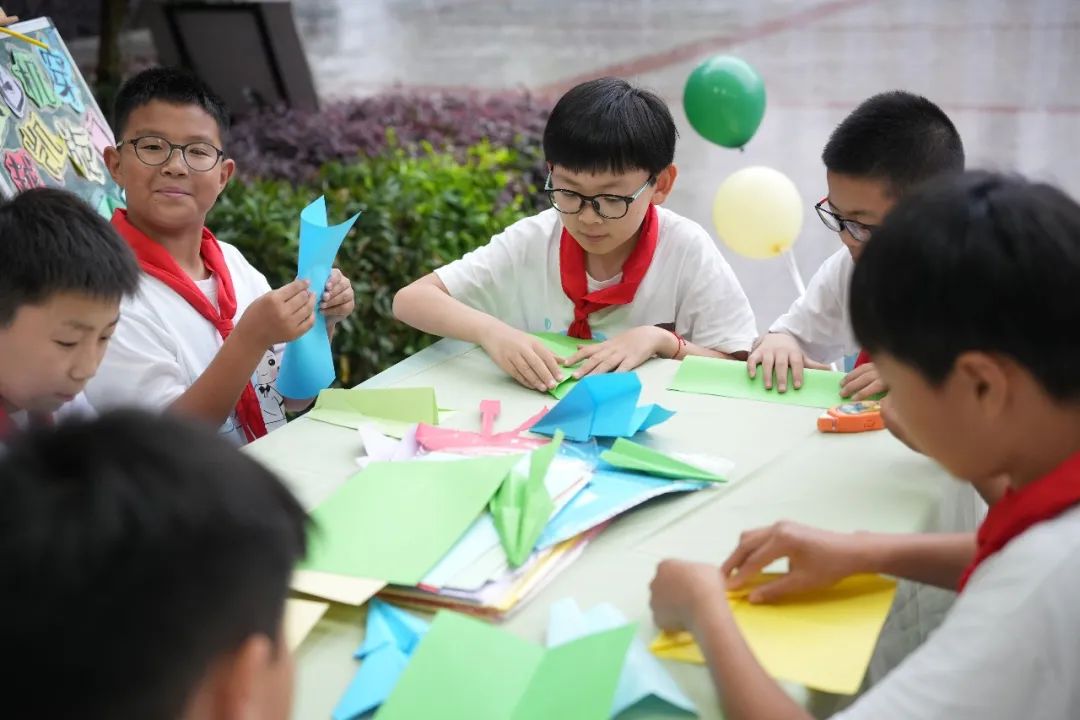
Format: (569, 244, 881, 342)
(675, 235, 757, 353)
(769, 249, 858, 363)
(833, 524, 1080, 720)
(85, 297, 189, 413)
(433, 213, 551, 323)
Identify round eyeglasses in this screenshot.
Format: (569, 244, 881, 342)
(814, 197, 877, 243)
(118, 135, 225, 173)
(544, 173, 655, 220)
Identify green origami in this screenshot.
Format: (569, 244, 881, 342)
(490, 431, 563, 567)
(307, 387, 439, 437)
(303, 454, 522, 585)
(670, 355, 878, 409)
(531, 332, 599, 399)
(600, 438, 726, 483)
(376, 611, 635, 720)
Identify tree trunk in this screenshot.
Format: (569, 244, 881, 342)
(96, 0, 126, 126)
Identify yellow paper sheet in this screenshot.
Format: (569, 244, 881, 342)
(651, 574, 897, 695)
(283, 598, 330, 651)
(291, 569, 385, 606)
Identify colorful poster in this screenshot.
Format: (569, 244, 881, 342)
(0, 19, 123, 215)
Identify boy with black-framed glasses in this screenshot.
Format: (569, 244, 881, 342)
(88, 67, 359, 445)
(747, 91, 964, 400)
(394, 77, 757, 392)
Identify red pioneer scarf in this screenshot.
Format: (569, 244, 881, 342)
(112, 210, 267, 442)
(958, 450, 1080, 591)
(559, 204, 659, 339)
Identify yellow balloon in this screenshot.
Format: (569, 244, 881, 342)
(713, 166, 803, 259)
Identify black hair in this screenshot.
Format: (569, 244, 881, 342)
(113, 65, 231, 143)
(0, 410, 310, 719)
(0, 188, 140, 326)
(823, 91, 964, 194)
(851, 171, 1080, 399)
(543, 77, 677, 176)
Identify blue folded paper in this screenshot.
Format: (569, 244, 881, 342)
(331, 599, 429, 720)
(277, 196, 361, 399)
(548, 598, 697, 717)
(530, 373, 674, 442)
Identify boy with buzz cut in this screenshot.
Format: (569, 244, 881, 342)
(748, 90, 964, 400)
(651, 172, 1080, 720)
(0, 188, 140, 438)
(0, 410, 309, 720)
(393, 76, 757, 392)
(87, 66, 358, 445)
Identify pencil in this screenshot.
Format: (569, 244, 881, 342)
(0, 25, 50, 51)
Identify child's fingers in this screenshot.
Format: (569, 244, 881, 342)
(524, 351, 558, 390)
(725, 537, 783, 591)
(536, 348, 564, 382)
(852, 379, 887, 401)
(791, 354, 806, 389)
(512, 356, 548, 392)
(564, 344, 600, 366)
(748, 573, 808, 604)
(761, 351, 776, 390)
(746, 348, 762, 379)
(721, 527, 771, 580)
(841, 371, 876, 398)
(774, 354, 791, 393)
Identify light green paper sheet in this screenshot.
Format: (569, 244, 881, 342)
(302, 454, 522, 585)
(306, 387, 440, 436)
(600, 438, 726, 483)
(490, 432, 563, 567)
(532, 332, 599, 400)
(670, 355, 854, 409)
(375, 611, 635, 720)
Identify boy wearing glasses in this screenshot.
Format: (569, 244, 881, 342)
(394, 77, 757, 392)
(748, 91, 965, 400)
(88, 67, 357, 445)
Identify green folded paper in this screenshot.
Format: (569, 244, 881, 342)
(600, 438, 725, 483)
(376, 611, 636, 720)
(532, 332, 599, 399)
(306, 387, 439, 437)
(670, 355, 867, 409)
(303, 454, 522, 585)
(490, 431, 563, 567)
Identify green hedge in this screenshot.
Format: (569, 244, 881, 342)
(209, 140, 537, 386)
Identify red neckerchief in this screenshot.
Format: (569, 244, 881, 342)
(958, 450, 1080, 591)
(854, 349, 871, 368)
(111, 210, 268, 442)
(559, 204, 660, 339)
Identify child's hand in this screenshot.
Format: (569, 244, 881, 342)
(237, 279, 316, 348)
(746, 333, 828, 392)
(320, 269, 355, 323)
(649, 559, 728, 633)
(480, 326, 564, 392)
(841, 361, 887, 400)
(564, 326, 672, 378)
(0, 10, 20, 26)
(721, 522, 862, 603)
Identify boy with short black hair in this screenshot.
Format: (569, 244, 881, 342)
(393, 76, 757, 392)
(0, 188, 139, 436)
(0, 410, 308, 719)
(88, 66, 357, 444)
(651, 171, 1080, 720)
(749, 90, 965, 398)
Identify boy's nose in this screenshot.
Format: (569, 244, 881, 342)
(160, 148, 189, 175)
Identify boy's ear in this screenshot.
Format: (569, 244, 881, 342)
(650, 164, 678, 205)
(216, 157, 236, 196)
(104, 146, 123, 189)
(954, 351, 1010, 420)
(187, 634, 274, 720)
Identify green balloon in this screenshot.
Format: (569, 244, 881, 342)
(684, 55, 766, 149)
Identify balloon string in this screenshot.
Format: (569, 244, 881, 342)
(784, 250, 807, 296)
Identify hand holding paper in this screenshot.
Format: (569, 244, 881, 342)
(277, 196, 361, 399)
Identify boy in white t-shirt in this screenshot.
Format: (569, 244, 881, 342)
(0, 188, 140, 439)
(87, 67, 358, 445)
(393, 77, 757, 392)
(650, 172, 1080, 720)
(748, 91, 964, 399)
